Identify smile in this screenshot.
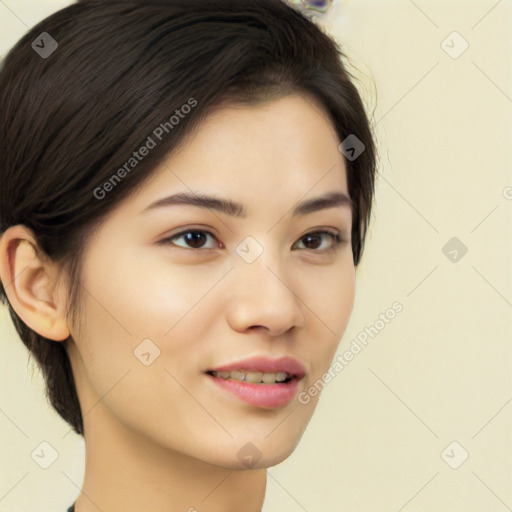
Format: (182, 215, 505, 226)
(207, 370, 292, 384)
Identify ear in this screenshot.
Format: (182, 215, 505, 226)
(0, 225, 70, 341)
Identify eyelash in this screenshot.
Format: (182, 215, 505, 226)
(158, 229, 347, 254)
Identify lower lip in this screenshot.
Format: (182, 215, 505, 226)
(207, 374, 301, 408)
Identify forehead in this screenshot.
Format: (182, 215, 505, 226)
(123, 94, 350, 218)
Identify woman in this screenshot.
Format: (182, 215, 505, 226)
(0, 0, 376, 510)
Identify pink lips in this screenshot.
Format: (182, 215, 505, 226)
(206, 356, 306, 409)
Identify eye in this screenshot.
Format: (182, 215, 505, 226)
(158, 229, 346, 253)
(159, 229, 219, 251)
(292, 230, 346, 252)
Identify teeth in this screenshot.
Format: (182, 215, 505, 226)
(262, 372, 277, 383)
(245, 371, 263, 383)
(275, 372, 288, 382)
(211, 370, 291, 384)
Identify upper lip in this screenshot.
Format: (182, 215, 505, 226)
(208, 356, 306, 378)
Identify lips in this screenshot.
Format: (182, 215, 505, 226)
(205, 356, 306, 408)
(206, 356, 306, 378)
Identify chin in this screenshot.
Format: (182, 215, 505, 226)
(213, 448, 297, 471)
(218, 428, 307, 471)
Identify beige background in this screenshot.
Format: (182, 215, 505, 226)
(1, 0, 511, 511)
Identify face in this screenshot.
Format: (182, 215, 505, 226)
(66, 93, 356, 469)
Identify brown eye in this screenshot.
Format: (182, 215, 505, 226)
(160, 230, 218, 250)
(293, 230, 345, 252)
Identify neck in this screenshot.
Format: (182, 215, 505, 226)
(73, 406, 267, 512)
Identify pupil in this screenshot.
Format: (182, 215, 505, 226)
(186, 232, 206, 248)
(303, 234, 321, 249)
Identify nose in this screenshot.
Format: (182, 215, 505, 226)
(225, 252, 306, 337)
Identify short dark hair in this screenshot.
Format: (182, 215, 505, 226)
(0, 0, 377, 436)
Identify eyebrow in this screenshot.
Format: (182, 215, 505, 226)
(141, 190, 353, 218)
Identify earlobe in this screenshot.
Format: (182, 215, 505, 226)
(0, 225, 70, 341)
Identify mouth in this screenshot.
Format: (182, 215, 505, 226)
(205, 356, 306, 408)
(206, 370, 296, 385)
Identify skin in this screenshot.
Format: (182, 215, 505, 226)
(0, 93, 356, 512)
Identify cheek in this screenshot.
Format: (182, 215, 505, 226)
(71, 284, 203, 442)
(74, 246, 217, 398)
(302, 260, 356, 372)
(309, 256, 355, 323)
(82, 242, 207, 340)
